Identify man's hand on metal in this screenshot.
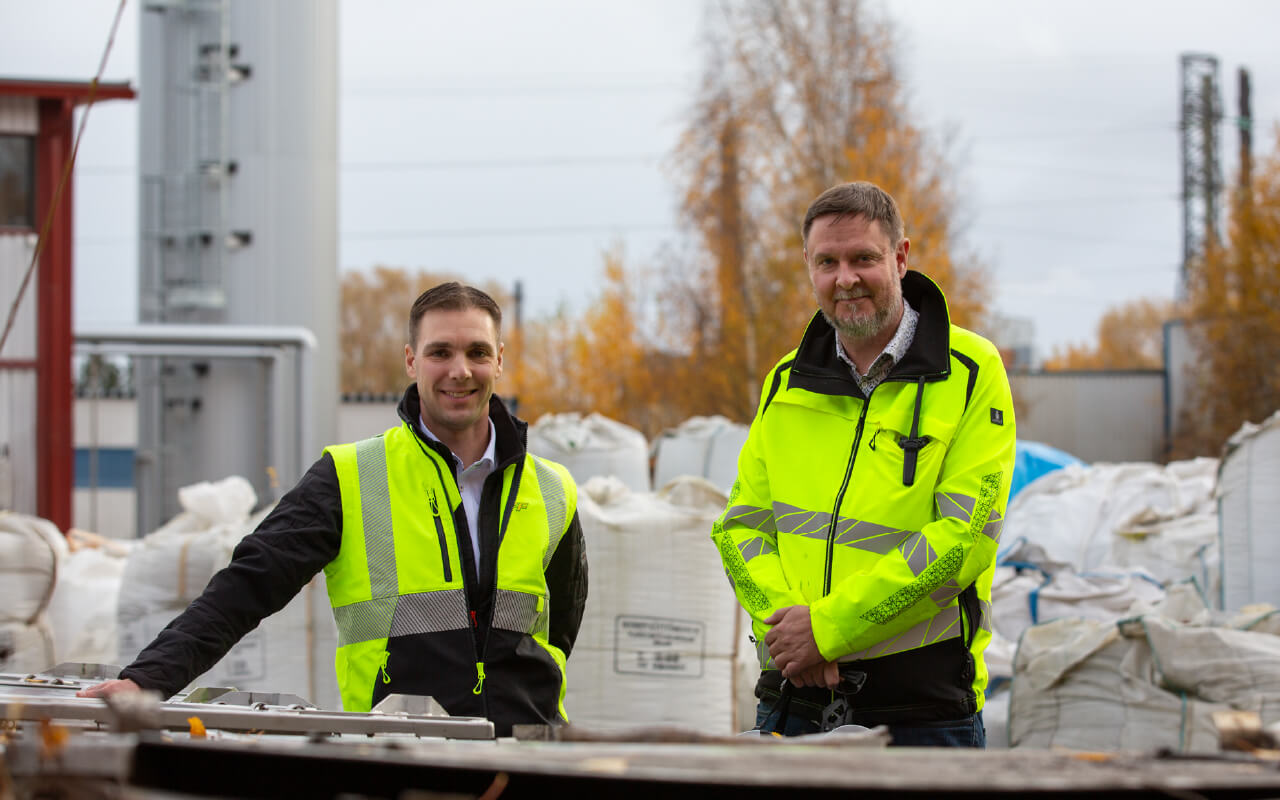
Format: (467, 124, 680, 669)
(763, 605, 839, 688)
(75, 678, 141, 699)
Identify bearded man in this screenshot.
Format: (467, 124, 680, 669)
(711, 182, 1015, 746)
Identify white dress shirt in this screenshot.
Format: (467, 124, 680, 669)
(418, 416, 497, 577)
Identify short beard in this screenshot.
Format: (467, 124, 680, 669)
(819, 284, 903, 342)
(823, 305, 891, 340)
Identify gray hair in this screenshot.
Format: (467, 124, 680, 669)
(802, 182, 904, 248)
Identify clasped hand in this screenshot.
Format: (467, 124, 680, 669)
(763, 605, 839, 689)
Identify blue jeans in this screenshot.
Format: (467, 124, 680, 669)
(754, 700, 985, 748)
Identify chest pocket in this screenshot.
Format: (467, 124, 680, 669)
(867, 422, 944, 487)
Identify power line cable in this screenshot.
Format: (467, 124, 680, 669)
(0, 0, 127, 357)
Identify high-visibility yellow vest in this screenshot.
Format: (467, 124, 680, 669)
(712, 272, 1016, 711)
(324, 421, 577, 723)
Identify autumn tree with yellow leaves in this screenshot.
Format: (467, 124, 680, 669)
(660, 0, 987, 425)
(1173, 130, 1280, 456)
(512, 0, 986, 434)
(341, 2, 990, 437)
(339, 266, 509, 396)
(1042, 297, 1176, 371)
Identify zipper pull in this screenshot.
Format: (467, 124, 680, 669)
(429, 487, 439, 516)
(380, 651, 391, 684)
(469, 610, 478, 628)
(472, 662, 486, 695)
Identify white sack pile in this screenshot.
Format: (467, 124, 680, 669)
(565, 475, 756, 734)
(528, 412, 651, 493)
(0, 511, 63, 672)
(1010, 582, 1280, 752)
(983, 542, 1168, 749)
(1218, 409, 1280, 611)
(1003, 458, 1219, 597)
(116, 476, 339, 707)
(651, 416, 749, 493)
(45, 530, 130, 666)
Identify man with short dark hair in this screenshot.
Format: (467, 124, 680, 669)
(711, 182, 1015, 746)
(81, 282, 589, 736)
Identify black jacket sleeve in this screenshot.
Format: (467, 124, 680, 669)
(119, 454, 343, 698)
(545, 509, 587, 658)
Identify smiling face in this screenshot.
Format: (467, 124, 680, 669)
(804, 213, 909, 351)
(405, 307, 504, 439)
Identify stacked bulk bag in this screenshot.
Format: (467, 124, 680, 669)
(564, 475, 754, 733)
(45, 531, 130, 666)
(651, 416, 749, 493)
(0, 512, 63, 672)
(1009, 582, 1280, 752)
(116, 476, 339, 708)
(1003, 458, 1219, 592)
(1009, 439, 1084, 502)
(1218, 410, 1280, 610)
(527, 412, 651, 492)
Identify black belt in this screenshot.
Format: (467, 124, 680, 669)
(755, 637, 978, 728)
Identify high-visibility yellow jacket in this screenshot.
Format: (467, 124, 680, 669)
(712, 271, 1015, 720)
(323, 397, 580, 733)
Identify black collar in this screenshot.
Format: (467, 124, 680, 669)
(396, 384, 529, 473)
(788, 270, 952, 399)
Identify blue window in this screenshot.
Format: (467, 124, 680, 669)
(74, 448, 136, 489)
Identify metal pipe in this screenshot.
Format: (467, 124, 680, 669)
(74, 324, 317, 523)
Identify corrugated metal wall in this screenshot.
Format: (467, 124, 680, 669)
(0, 233, 38, 513)
(1010, 370, 1167, 463)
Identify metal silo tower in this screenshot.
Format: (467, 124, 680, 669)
(136, 0, 338, 531)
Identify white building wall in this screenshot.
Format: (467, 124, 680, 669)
(1011, 371, 1167, 463)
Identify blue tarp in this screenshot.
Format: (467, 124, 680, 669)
(1009, 439, 1084, 501)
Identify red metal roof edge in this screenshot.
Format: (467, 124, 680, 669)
(0, 77, 136, 103)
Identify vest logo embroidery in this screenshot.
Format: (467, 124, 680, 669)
(514, 501, 530, 511)
(990, 408, 1004, 426)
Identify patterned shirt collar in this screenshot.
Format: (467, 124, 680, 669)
(835, 298, 919, 396)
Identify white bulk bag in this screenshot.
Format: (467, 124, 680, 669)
(0, 618, 56, 674)
(528, 412, 651, 492)
(652, 416, 749, 493)
(46, 543, 129, 666)
(1218, 410, 1280, 610)
(0, 511, 67, 625)
(564, 476, 753, 733)
(116, 476, 339, 708)
(1003, 458, 1218, 578)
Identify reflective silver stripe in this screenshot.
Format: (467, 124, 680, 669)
(936, 491, 977, 522)
(532, 456, 568, 569)
(774, 501, 916, 555)
(840, 605, 962, 661)
(979, 598, 993, 633)
(356, 437, 398, 599)
(772, 502, 832, 537)
(737, 537, 775, 563)
(723, 504, 777, 534)
(334, 597, 399, 647)
(390, 589, 470, 636)
(756, 637, 776, 670)
(897, 531, 938, 576)
(492, 589, 545, 635)
(930, 578, 964, 606)
(833, 519, 912, 554)
(982, 509, 1004, 543)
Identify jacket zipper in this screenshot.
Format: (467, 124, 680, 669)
(428, 488, 453, 583)
(824, 395, 873, 596)
(406, 423, 487, 715)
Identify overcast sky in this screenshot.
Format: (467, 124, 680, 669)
(4, 0, 1280, 360)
